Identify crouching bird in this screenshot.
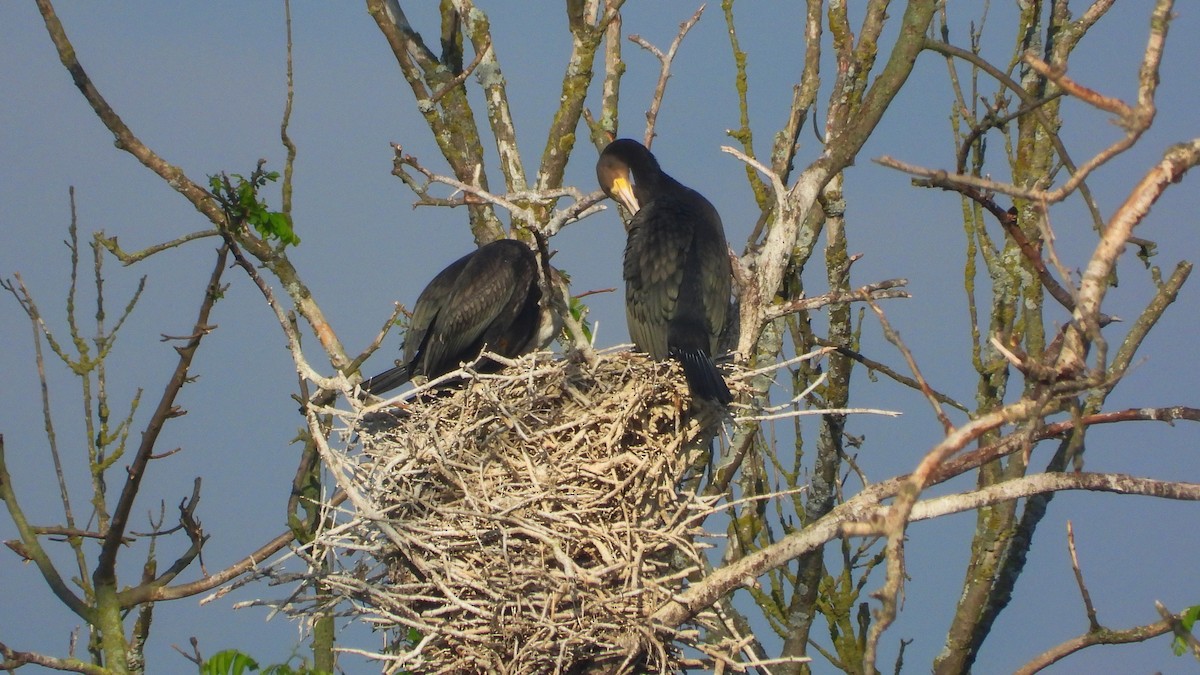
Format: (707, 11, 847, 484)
(596, 138, 733, 405)
(361, 238, 562, 396)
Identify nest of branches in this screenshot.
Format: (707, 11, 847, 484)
(313, 348, 725, 674)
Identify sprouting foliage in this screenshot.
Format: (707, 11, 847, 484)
(208, 162, 300, 248)
(200, 649, 331, 675)
(1172, 605, 1200, 657)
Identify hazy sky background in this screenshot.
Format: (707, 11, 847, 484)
(2, 2, 1198, 673)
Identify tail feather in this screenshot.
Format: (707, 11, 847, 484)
(670, 348, 732, 405)
(360, 364, 412, 397)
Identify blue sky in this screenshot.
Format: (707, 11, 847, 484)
(2, 2, 1198, 672)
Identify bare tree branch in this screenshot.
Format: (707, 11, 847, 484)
(0, 435, 94, 621)
(0, 640, 113, 675)
(628, 5, 705, 147)
(655, 470, 1200, 629)
(1013, 615, 1176, 675)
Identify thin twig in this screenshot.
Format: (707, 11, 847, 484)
(628, 5, 705, 146)
(1065, 521, 1100, 631)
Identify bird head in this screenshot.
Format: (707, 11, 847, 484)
(597, 139, 654, 215)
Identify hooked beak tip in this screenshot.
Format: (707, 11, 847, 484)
(611, 176, 640, 214)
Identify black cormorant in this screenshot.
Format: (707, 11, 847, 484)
(361, 238, 561, 396)
(596, 138, 733, 404)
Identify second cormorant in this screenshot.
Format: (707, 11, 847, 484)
(596, 138, 733, 405)
(361, 238, 561, 396)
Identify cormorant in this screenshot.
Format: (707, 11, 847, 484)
(596, 138, 733, 405)
(361, 238, 561, 396)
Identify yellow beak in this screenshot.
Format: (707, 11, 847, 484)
(610, 176, 640, 214)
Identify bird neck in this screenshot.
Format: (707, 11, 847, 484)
(633, 170, 680, 204)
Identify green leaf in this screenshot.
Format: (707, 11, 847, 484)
(568, 295, 593, 342)
(206, 165, 299, 248)
(200, 649, 259, 675)
(1172, 604, 1200, 657)
(200, 649, 334, 675)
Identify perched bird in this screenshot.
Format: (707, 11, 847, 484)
(361, 238, 561, 396)
(596, 138, 733, 404)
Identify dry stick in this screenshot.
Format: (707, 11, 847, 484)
(140, 492, 348, 603)
(1012, 615, 1175, 675)
(27, 526, 131, 544)
(902, 169, 1111, 325)
(895, 1, 1172, 210)
(280, 0, 296, 216)
(1023, 55, 1131, 120)
(952, 92, 1062, 176)
(428, 38, 491, 107)
(1099, 261, 1192, 396)
(1031, 207, 1078, 317)
(1065, 521, 1100, 631)
(0, 640, 110, 675)
(875, 155, 1048, 203)
(0, 435, 93, 621)
(96, 230, 221, 266)
(544, 189, 609, 236)
(346, 303, 406, 377)
(910, 473, 1200, 522)
(6, 253, 93, 591)
(36, 0, 349, 369)
(655, 470, 1200, 631)
(722, 145, 789, 214)
(818, 339, 969, 413)
(93, 246, 227, 584)
(1018, 47, 1151, 196)
(1060, 136, 1200, 375)
(763, 278, 910, 322)
(865, 299, 953, 434)
(736, 406, 900, 424)
(919, 38, 1106, 233)
(911, 405, 1200, 494)
(628, 4, 705, 147)
(719, 143, 798, 361)
(223, 238, 342, 392)
(392, 146, 603, 233)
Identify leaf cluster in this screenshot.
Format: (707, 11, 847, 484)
(208, 164, 299, 248)
(200, 649, 330, 675)
(1173, 605, 1200, 657)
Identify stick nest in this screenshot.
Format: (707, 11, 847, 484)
(314, 349, 721, 674)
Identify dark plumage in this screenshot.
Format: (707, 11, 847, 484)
(361, 239, 560, 396)
(596, 138, 733, 404)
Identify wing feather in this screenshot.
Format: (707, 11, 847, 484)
(418, 240, 536, 376)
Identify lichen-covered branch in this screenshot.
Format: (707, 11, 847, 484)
(366, 0, 503, 240)
(0, 436, 94, 621)
(536, 2, 619, 191)
(749, 0, 938, 352)
(0, 640, 114, 675)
